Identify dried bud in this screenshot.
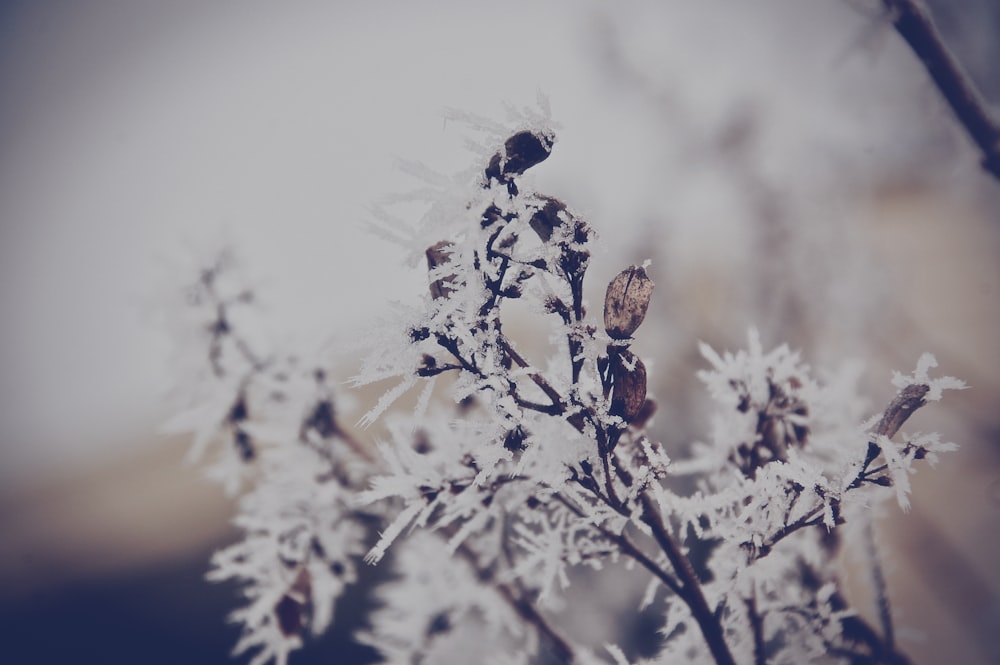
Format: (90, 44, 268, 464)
(610, 351, 647, 424)
(275, 595, 304, 637)
(275, 567, 311, 637)
(529, 196, 568, 242)
(426, 241, 456, 299)
(630, 397, 658, 431)
(604, 265, 654, 339)
(485, 130, 554, 182)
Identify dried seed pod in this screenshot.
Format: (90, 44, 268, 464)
(426, 241, 456, 299)
(610, 351, 647, 424)
(603, 265, 654, 339)
(275, 567, 311, 637)
(529, 196, 567, 242)
(275, 595, 304, 637)
(485, 130, 554, 182)
(630, 397, 658, 431)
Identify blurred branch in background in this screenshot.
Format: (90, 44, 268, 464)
(883, 0, 1000, 182)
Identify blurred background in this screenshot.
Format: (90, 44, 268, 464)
(0, 0, 998, 663)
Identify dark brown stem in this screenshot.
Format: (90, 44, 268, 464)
(848, 383, 929, 491)
(612, 529, 684, 597)
(746, 591, 767, 665)
(495, 583, 576, 664)
(865, 520, 895, 653)
(498, 336, 565, 412)
(883, 0, 1000, 181)
(597, 429, 624, 509)
(454, 544, 576, 664)
(639, 493, 737, 665)
(553, 492, 683, 596)
(873, 383, 929, 439)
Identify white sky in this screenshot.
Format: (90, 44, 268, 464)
(0, 0, 974, 480)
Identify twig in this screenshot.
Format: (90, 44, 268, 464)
(639, 493, 738, 665)
(553, 492, 684, 596)
(746, 590, 767, 665)
(883, 0, 1000, 181)
(454, 543, 577, 664)
(498, 335, 565, 412)
(864, 519, 895, 653)
(873, 383, 929, 439)
(759, 382, 933, 556)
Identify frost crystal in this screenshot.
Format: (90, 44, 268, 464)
(165, 117, 962, 665)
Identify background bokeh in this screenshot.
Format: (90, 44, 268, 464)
(1, 1, 998, 663)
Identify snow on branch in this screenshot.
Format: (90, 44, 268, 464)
(164, 112, 965, 665)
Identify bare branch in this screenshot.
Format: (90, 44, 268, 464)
(883, 0, 1000, 181)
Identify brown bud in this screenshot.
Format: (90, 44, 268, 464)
(603, 265, 654, 339)
(485, 130, 554, 182)
(529, 196, 568, 242)
(610, 351, 647, 424)
(275, 595, 304, 637)
(426, 241, 456, 299)
(275, 567, 311, 637)
(630, 397, 658, 431)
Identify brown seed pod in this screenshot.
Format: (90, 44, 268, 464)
(275, 567, 311, 637)
(603, 265, 654, 339)
(610, 351, 647, 424)
(425, 241, 456, 299)
(528, 196, 568, 242)
(630, 397, 658, 431)
(485, 130, 554, 182)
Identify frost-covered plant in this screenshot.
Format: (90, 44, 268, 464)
(165, 108, 964, 665)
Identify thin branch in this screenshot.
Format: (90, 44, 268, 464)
(759, 382, 933, 556)
(873, 383, 929, 439)
(746, 591, 767, 665)
(498, 335, 565, 411)
(553, 492, 683, 596)
(883, 0, 1000, 181)
(864, 519, 895, 653)
(454, 543, 577, 664)
(639, 493, 738, 665)
(613, 529, 684, 597)
(495, 582, 577, 664)
(848, 383, 929, 491)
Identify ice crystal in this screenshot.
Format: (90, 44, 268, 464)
(165, 116, 963, 665)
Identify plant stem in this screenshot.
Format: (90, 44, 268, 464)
(639, 493, 737, 665)
(883, 0, 1000, 181)
(455, 543, 577, 664)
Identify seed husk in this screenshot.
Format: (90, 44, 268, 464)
(610, 351, 647, 424)
(604, 265, 654, 339)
